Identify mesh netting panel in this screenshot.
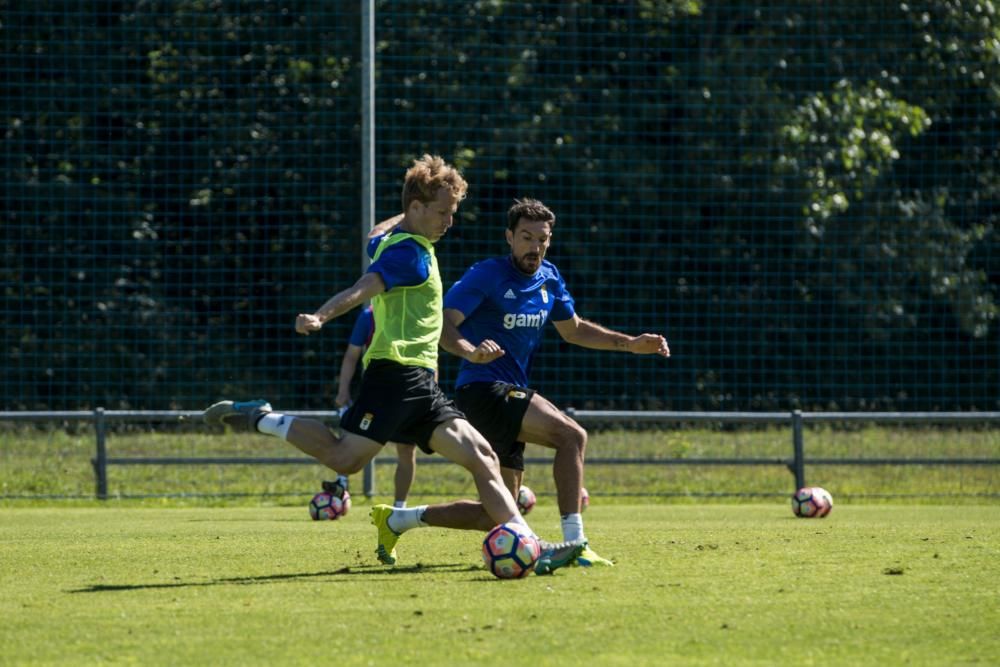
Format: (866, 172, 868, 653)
(3, 2, 997, 411)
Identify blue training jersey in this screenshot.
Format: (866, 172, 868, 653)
(348, 305, 375, 348)
(444, 256, 575, 388)
(365, 232, 431, 290)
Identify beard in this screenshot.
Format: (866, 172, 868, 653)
(513, 252, 542, 275)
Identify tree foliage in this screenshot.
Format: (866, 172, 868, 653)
(2, 1, 997, 410)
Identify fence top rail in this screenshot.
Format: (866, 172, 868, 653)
(565, 410, 790, 423)
(2, 409, 1000, 423)
(566, 410, 1000, 423)
(799, 411, 1000, 423)
(0, 411, 98, 420)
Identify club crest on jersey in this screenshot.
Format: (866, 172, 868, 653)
(540, 284, 548, 303)
(360, 412, 374, 430)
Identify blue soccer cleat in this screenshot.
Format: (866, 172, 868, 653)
(534, 538, 586, 575)
(203, 399, 271, 431)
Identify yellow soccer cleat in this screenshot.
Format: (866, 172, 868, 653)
(575, 544, 615, 567)
(369, 504, 400, 565)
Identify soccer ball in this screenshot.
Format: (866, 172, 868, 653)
(482, 522, 542, 579)
(309, 489, 351, 520)
(791, 486, 833, 518)
(516, 485, 536, 515)
(580, 486, 590, 511)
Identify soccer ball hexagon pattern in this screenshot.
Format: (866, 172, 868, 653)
(482, 522, 542, 579)
(309, 490, 351, 520)
(791, 486, 833, 518)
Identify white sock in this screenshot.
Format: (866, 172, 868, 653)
(393, 500, 407, 508)
(561, 513, 585, 542)
(256, 413, 294, 439)
(387, 505, 428, 534)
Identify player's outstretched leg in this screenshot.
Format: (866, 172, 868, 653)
(370, 504, 401, 565)
(203, 399, 271, 431)
(576, 543, 615, 567)
(534, 537, 586, 575)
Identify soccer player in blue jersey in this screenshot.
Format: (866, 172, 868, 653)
(381, 198, 669, 567)
(204, 158, 583, 573)
(332, 304, 417, 508)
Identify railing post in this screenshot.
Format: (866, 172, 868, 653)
(791, 409, 805, 491)
(92, 407, 108, 500)
(363, 458, 375, 499)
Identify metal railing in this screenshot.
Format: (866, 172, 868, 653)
(2, 409, 999, 500)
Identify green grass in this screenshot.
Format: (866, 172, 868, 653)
(2, 423, 997, 503)
(2, 503, 998, 666)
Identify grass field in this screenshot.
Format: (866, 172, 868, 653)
(2, 423, 997, 663)
(2, 503, 998, 666)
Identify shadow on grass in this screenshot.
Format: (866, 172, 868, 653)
(68, 562, 481, 593)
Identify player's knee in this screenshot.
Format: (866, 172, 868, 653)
(576, 424, 588, 454)
(475, 439, 502, 469)
(456, 422, 497, 460)
(555, 420, 587, 456)
(463, 440, 500, 477)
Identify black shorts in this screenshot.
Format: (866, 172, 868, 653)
(455, 381, 536, 471)
(340, 359, 464, 454)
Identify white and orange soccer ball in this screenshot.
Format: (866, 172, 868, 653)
(516, 485, 536, 515)
(791, 486, 833, 518)
(482, 522, 542, 579)
(309, 490, 351, 520)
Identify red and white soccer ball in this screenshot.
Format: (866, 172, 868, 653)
(309, 490, 351, 520)
(580, 486, 590, 511)
(516, 485, 536, 515)
(482, 522, 542, 579)
(791, 486, 833, 518)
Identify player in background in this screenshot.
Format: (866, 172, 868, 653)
(204, 156, 582, 573)
(330, 304, 417, 508)
(378, 198, 670, 567)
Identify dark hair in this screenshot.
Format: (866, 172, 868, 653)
(507, 198, 555, 231)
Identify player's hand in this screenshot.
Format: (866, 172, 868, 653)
(466, 339, 505, 364)
(629, 334, 670, 357)
(296, 313, 323, 335)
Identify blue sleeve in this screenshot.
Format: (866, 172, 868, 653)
(550, 269, 576, 321)
(366, 239, 430, 290)
(366, 235, 382, 260)
(348, 307, 374, 347)
(444, 263, 490, 315)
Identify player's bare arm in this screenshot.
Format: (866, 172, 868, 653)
(335, 343, 364, 407)
(367, 212, 405, 238)
(441, 308, 506, 364)
(553, 314, 670, 357)
(296, 272, 386, 335)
